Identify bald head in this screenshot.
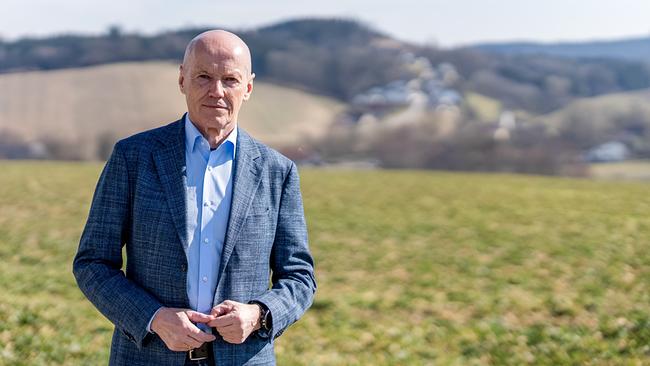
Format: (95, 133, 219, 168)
(182, 30, 252, 76)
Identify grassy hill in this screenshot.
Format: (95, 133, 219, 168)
(0, 62, 344, 158)
(1, 162, 649, 365)
(541, 89, 650, 133)
(535, 89, 650, 156)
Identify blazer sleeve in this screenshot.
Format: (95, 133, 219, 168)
(72, 142, 162, 349)
(253, 162, 317, 340)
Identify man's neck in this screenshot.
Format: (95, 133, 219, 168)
(201, 125, 236, 150)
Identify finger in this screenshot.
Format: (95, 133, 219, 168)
(210, 303, 234, 317)
(174, 341, 193, 352)
(192, 330, 216, 343)
(182, 313, 217, 342)
(214, 328, 234, 339)
(211, 313, 237, 328)
(186, 332, 210, 348)
(217, 331, 239, 342)
(208, 316, 234, 328)
(215, 323, 236, 332)
(187, 325, 216, 342)
(208, 318, 234, 328)
(186, 310, 214, 324)
(184, 336, 203, 349)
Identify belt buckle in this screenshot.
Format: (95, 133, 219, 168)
(188, 346, 208, 361)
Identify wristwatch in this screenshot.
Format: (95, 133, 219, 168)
(253, 302, 271, 331)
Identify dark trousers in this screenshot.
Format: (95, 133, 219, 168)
(185, 342, 215, 366)
(185, 359, 214, 366)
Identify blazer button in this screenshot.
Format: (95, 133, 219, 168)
(181, 264, 187, 272)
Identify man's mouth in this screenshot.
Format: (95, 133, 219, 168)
(202, 103, 228, 110)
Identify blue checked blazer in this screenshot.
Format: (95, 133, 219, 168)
(73, 118, 316, 365)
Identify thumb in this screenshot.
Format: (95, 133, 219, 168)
(186, 310, 213, 324)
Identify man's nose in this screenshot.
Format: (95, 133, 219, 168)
(208, 80, 225, 98)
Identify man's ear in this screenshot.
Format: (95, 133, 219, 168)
(178, 65, 185, 94)
(243, 73, 255, 101)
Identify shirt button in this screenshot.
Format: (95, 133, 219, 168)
(204, 238, 209, 244)
(203, 201, 210, 207)
(207, 166, 212, 172)
(202, 276, 208, 282)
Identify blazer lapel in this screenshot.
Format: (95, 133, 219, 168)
(218, 128, 262, 285)
(152, 119, 189, 252)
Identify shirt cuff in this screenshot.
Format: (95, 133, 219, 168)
(146, 307, 163, 334)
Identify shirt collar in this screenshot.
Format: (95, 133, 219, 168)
(184, 113, 237, 159)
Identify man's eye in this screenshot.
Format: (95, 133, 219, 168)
(198, 74, 211, 80)
(225, 77, 239, 84)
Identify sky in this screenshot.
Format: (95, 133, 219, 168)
(2, 0, 650, 47)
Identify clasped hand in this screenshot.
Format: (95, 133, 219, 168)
(151, 300, 261, 351)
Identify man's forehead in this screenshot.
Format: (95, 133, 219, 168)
(190, 53, 245, 72)
(188, 40, 250, 72)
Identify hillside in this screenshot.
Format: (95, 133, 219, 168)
(536, 89, 650, 152)
(0, 61, 344, 158)
(2, 163, 650, 364)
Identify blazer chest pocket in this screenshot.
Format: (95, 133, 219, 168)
(137, 185, 166, 202)
(143, 193, 165, 208)
(243, 209, 275, 242)
(248, 203, 270, 216)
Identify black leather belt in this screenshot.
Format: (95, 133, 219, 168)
(188, 342, 212, 362)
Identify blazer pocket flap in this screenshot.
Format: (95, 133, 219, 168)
(248, 204, 270, 216)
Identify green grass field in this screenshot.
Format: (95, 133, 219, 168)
(1, 162, 649, 365)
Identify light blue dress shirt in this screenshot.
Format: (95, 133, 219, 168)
(146, 114, 236, 333)
(184, 114, 236, 322)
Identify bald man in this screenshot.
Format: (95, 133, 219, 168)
(73, 30, 316, 366)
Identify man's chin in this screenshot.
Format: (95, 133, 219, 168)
(204, 117, 234, 131)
